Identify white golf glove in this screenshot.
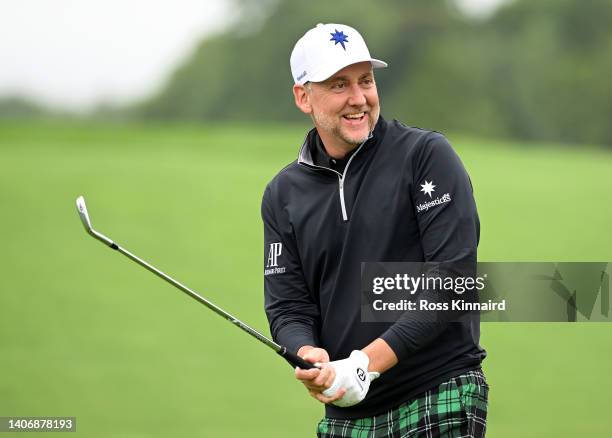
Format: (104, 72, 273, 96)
(322, 350, 380, 407)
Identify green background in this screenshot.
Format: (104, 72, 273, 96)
(1, 120, 611, 437)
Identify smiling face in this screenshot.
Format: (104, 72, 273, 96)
(293, 61, 380, 159)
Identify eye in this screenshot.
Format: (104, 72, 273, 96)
(331, 82, 346, 90)
(361, 77, 374, 87)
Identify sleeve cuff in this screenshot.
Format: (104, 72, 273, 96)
(380, 327, 414, 361)
(275, 323, 317, 354)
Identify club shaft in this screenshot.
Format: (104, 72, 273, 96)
(87, 229, 315, 369)
(118, 242, 281, 351)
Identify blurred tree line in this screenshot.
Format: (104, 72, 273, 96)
(136, 0, 612, 146)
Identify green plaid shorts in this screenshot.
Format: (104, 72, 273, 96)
(317, 369, 488, 438)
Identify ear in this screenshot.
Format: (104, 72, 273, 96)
(293, 84, 312, 114)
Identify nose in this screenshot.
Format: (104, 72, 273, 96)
(347, 83, 367, 107)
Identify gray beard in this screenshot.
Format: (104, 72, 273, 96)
(311, 112, 378, 148)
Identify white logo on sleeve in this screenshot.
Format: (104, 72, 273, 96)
(416, 179, 452, 213)
(265, 242, 286, 275)
(420, 180, 436, 198)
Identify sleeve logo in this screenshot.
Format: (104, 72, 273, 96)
(265, 242, 286, 276)
(420, 180, 436, 198)
(416, 179, 452, 213)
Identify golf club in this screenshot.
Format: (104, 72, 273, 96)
(75, 195, 316, 370)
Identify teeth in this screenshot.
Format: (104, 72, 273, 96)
(345, 112, 364, 119)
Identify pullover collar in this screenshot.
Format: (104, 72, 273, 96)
(298, 115, 386, 171)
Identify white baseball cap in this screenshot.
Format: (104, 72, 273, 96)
(290, 23, 388, 85)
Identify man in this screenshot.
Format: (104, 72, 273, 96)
(262, 23, 488, 437)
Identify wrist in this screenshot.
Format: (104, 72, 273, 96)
(361, 338, 398, 374)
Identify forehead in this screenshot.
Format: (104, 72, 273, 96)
(326, 61, 374, 82)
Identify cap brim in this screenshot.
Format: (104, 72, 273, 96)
(308, 57, 388, 83)
(370, 58, 388, 69)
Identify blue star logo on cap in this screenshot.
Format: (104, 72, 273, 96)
(330, 29, 349, 50)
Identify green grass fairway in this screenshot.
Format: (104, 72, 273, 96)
(1, 120, 611, 437)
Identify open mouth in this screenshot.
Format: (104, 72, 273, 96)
(342, 112, 367, 123)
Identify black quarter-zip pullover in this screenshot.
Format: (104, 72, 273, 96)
(262, 116, 486, 419)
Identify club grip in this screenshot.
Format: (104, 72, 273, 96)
(278, 346, 317, 369)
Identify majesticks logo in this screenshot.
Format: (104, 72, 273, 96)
(417, 179, 451, 213)
(416, 193, 452, 213)
(420, 180, 436, 198)
(330, 29, 349, 50)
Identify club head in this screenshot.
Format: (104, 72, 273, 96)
(76, 195, 93, 233)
